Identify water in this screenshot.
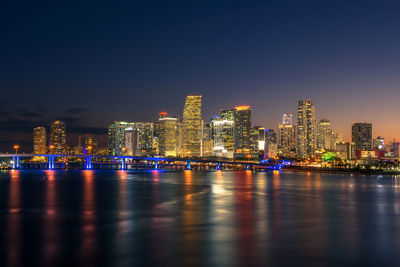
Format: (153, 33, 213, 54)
(1, 170, 400, 266)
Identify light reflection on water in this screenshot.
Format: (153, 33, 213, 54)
(1, 170, 400, 266)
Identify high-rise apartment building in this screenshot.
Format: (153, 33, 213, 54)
(157, 112, 178, 157)
(182, 95, 202, 157)
(233, 106, 252, 159)
(352, 122, 372, 152)
(135, 122, 154, 155)
(279, 113, 296, 157)
(212, 115, 234, 158)
(317, 119, 334, 150)
(49, 120, 66, 154)
(264, 129, 277, 159)
(297, 100, 316, 158)
(108, 121, 134, 156)
(282, 113, 293, 125)
(250, 126, 266, 158)
(201, 121, 213, 157)
(33, 126, 46, 154)
(122, 122, 154, 156)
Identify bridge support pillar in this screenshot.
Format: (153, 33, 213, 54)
(186, 161, 191, 170)
(121, 157, 125, 170)
(16, 156, 20, 168)
(85, 156, 92, 169)
(217, 163, 222, 171)
(48, 156, 55, 170)
(12, 156, 16, 169)
(154, 160, 158, 170)
(246, 164, 250, 170)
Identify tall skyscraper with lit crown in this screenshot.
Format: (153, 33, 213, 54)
(182, 95, 202, 157)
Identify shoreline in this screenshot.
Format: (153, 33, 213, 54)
(282, 166, 400, 176)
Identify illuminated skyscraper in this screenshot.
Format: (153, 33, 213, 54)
(250, 126, 265, 159)
(221, 109, 235, 121)
(279, 113, 296, 157)
(109, 121, 154, 156)
(264, 129, 277, 159)
(201, 121, 213, 157)
(282, 113, 293, 125)
(352, 122, 372, 151)
(158, 112, 178, 157)
(297, 100, 316, 158)
(373, 136, 384, 150)
(176, 121, 183, 156)
(33, 126, 46, 154)
(212, 116, 234, 158)
(125, 128, 139, 156)
(182, 95, 202, 157)
(108, 121, 134, 156)
(317, 119, 334, 150)
(233, 106, 252, 159)
(49, 120, 66, 154)
(85, 135, 98, 154)
(78, 135, 98, 155)
(135, 122, 154, 155)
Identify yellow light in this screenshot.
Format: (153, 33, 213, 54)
(234, 105, 251, 111)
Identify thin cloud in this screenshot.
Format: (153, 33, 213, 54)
(66, 108, 87, 114)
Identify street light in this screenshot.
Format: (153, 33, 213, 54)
(13, 145, 19, 154)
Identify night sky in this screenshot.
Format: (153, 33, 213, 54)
(2, 0, 400, 152)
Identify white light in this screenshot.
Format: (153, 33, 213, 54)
(258, 141, 265, 150)
(213, 120, 234, 126)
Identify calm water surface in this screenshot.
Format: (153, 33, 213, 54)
(1, 170, 400, 266)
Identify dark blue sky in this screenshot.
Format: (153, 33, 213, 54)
(2, 0, 400, 151)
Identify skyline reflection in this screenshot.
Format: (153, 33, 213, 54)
(0, 170, 400, 266)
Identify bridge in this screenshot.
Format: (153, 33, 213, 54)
(0, 153, 280, 171)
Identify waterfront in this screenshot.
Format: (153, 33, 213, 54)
(1, 170, 400, 266)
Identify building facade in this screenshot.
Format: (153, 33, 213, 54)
(317, 119, 334, 150)
(278, 113, 296, 157)
(108, 121, 134, 156)
(250, 126, 265, 159)
(158, 113, 178, 157)
(212, 116, 234, 158)
(352, 122, 372, 152)
(297, 100, 316, 158)
(233, 106, 252, 159)
(33, 126, 47, 154)
(49, 120, 66, 154)
(182, 95, 202, 157)
(264, 129, 277, 159)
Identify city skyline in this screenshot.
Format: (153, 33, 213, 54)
(0, 95, 392, 153)
(0, 93, 387, 164)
